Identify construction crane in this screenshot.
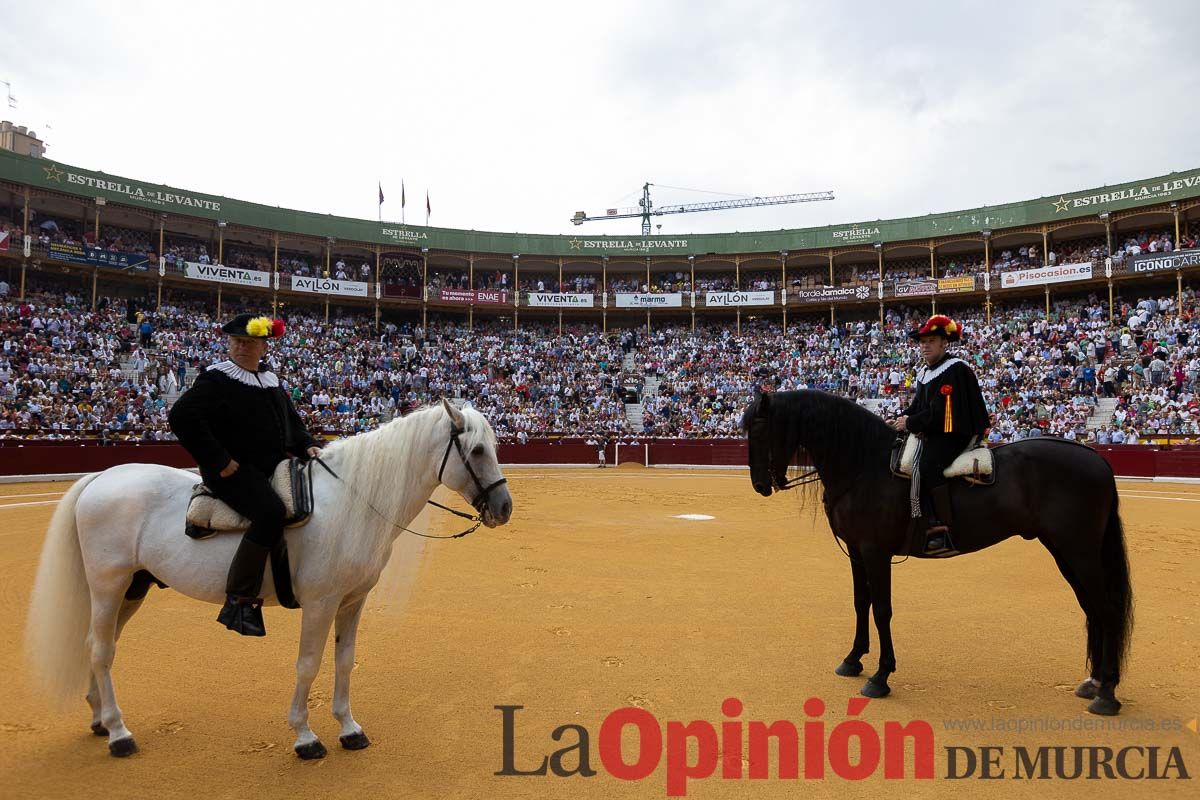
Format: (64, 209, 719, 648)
(571, 182, 835, 235)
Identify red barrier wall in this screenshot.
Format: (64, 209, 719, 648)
(2, 440, 1199, 479)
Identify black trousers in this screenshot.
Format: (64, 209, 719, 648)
(203, 464, 287, 549)
(916, 433, 972, 517)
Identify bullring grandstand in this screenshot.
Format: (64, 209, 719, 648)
(1, 148, 1198, 474)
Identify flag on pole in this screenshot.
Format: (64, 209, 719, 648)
(378, 182, 384, 206)
(426, 190, 431, 225)
(401, 180, 406, 224)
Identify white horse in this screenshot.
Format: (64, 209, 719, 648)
(25, 399, 512, 759)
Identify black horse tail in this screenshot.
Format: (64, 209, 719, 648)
(1100, 490, 1134, 676)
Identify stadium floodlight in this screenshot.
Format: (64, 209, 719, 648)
(780, 250, 789, 259)
(873, 241, 882, 250)
(688, 255, 695, 262)
(1170, 202, 1179, 210)
(95, 196, 106, 207)
(1099, 212, 1110, 222)
(420, 247, 429, 254)
(981, 229, 991, 239)
(216, 219, 227, 228)
(512, 253, 520, 260)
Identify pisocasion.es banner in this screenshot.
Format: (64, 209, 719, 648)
(1000, 262, 1093, 289)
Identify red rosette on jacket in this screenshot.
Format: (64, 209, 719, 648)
(271, 319, 286, 338)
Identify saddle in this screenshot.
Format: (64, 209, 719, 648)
(890, 434, 995, 486)
(184, 458, 314, 611)
(185, 457, 314, 534)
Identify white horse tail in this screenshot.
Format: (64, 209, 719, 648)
(26, 472, 101, 706)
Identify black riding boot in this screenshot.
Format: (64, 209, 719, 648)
(217, 538, 270, 637)
(924, 484, 955, 555)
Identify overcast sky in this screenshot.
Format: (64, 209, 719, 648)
(3, 0, 1198, 238)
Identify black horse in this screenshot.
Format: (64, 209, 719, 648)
(742, 389, 1133, 716)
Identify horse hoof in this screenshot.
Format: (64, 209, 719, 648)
(1075, 680, 1099, 700)
(295, 740, 328, 760)
(860, 679, 891, 699)
(1087, 696, 1122, 717)
(835, 660, 864, 677)
(109, 737, 138, 757)
(340, 731, 371, 751)
(91, 722, 109, 737)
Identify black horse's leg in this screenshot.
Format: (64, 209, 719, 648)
(860, 547, 894, 698)
(835, 544, 870, 677)
(1040, 538, 1103, 700)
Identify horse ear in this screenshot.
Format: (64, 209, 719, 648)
(442, 397, 466, 430)
(757, 391, 772, 416)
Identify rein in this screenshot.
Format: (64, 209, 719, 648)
(313, 422, 506, 540)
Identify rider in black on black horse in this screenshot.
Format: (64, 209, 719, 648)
(168, 313, 322, 637)
(889, 314, 990, 555)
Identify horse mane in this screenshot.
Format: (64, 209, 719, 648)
(769, 390, 897, 499)
(311, 402, 497, 567)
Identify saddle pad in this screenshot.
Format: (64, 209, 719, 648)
(897, 435, 994, 483)
(186, 458, 312, 532)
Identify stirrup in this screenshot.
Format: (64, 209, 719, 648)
(923, 522, 954, 555)
(217, 596, 266, 637)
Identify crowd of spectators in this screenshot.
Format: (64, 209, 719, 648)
(2, 265, 1198, 445)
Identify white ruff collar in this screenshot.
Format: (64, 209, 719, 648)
(916, 356, 963, 385)
(211, 360, 279, 388)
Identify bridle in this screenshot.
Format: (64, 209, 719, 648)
(749, 415, 821, 491)
(437, 421, 509, 517)
(315, 421, 508, 540)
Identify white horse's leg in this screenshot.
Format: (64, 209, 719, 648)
(87, 587, 138, 756)
(332, 595, 369, 750)
(288, 600, 338, 759)
(87, 596, 144, 736)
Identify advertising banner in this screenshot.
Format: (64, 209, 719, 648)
(183, 261, 272, 288)
(896, 280, 938, 297)
(615, 293, 683, 308)
(937, 276, 976, 294)
(48, 242, 149, 270)
(792, 285, 873, 304)
(526, 292, 595, 308)
(704, 290, 776, 307)
(999, 262, 1093, 288)
(1130, 248, 1200, 274)
(439, 289, 509, 304)
(289, 275, 369, 297)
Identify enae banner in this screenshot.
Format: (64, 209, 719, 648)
(526, 292, 595, 308)
(615, 293, 683, 308)
(183, 262, 272, 288)
(439, 288, 509, 304)
(1000, 262, 1093, 288)
(289, 275, 369, 297)
(1131, 248, 1200, 274)
(704, 290, 776, 307)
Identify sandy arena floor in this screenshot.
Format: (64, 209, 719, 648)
(1, 468, 1197, 799)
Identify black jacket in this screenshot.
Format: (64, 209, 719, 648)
(168, 362, 318, 479)
(903, 355, 990, 438)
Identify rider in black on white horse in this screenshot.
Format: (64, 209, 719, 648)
(889, 314, 990, 555)
(168, 313, 322, 636)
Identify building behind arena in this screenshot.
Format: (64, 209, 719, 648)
(1, 149, 1198, 475)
